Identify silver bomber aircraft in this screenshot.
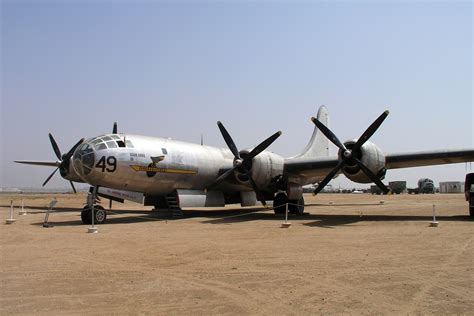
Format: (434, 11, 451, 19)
(15, 106, 474, 224)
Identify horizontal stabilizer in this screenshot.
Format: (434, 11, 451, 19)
(14, 160, 60, 167)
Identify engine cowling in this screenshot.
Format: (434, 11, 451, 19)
(340, 140, 386, 183)
(234, 151, 284, 188)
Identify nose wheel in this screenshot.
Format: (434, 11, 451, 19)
(81, 205, 107, 225)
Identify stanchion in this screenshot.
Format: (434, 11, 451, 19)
(5, 200, 16, 224)
(19, 199, 27, 216)
(281, 203, 291, 228)
(429, 204, 439, 227)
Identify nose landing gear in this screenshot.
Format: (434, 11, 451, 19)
(81, 186, 107, 225)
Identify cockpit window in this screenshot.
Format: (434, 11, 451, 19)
(73, 143, 95, 176)
(116, 140, 126, 148)
(102, 136, 113, 142)
(106, 141, 117, 148)
(91, 138, 102, 145)
(110, 135, 121, 140)
(96, 143, 107, 151)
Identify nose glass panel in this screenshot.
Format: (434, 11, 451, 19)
(73, 142, 95, 176)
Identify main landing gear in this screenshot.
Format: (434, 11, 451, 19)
(81, 205, 107, 225)
(273, 192, 305, 216)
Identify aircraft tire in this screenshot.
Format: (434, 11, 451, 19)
(289, 196, 305, 216)
(273, 193, 287, 215)
(81, 205, 107, 224)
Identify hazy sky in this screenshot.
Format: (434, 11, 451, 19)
(1, 1, 472, 190)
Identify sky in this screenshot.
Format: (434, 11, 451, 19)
(1, 0, 472, 190)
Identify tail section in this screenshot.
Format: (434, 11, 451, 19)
(292, 105, 330, 159)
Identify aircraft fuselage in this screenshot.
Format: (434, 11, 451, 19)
(71, 134, 260, 195)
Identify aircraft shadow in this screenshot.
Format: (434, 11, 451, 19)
(28, 208, 263, 227)
(1, 205, 84, 214)
(26, 206, 472, 228)
(199, 212, 473, 228)
(301, 214, 473, 228)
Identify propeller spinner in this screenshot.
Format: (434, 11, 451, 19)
(312, 110, 391, 195)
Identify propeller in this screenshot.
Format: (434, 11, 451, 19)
(312, 110, 391, 195)
(43, 134, 84, 193)
(211, 121, 282, 206)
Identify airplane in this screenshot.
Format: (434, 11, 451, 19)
(15, 106, 474, 224)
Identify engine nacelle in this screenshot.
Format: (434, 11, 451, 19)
(247, 151, 285, 188)
(341, 140, 386, 183)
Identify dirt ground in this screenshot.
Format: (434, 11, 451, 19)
(0, 193, 472, 315)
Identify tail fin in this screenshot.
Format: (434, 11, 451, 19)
(292, 105, 330, 159)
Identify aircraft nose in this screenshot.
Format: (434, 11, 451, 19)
(72, 141, 96, 179)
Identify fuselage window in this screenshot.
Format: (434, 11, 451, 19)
(162, 148, 168, 155)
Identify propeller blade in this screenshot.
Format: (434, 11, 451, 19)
(311, 117, 347, 152)
(247, 131, 282, 160)
(48, 133, 62, 160)
(217, 121, 240, 159)
(313, 160, 345, 195)
(63, 138, 85, 161)
(352, 110, 389, 152)
(69, 181, 77, 194)
(209, 166, 238, 188)
(43, 167, 59, 187)
(248, 176, 266, 206)
(113, 122, 118, 134)
(354, 159, 391, 194)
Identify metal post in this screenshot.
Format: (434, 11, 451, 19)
(281, 202, 291, 228)
(430, 204, 439, 227)
(19, 199, 27, 215)
(6, 200, 16, 224)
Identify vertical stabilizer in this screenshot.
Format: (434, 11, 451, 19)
(292, 106, 330, 159)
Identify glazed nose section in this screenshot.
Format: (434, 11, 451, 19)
(73, 142, 96, 179)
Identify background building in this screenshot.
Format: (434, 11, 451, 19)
(439, 182, 464, 193)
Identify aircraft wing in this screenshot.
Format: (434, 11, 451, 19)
(385, 149, 474, 169)
(284, 149, 474, 180)
(14, 160, 60, 167)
